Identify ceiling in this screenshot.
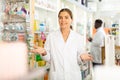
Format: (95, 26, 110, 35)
(87, 0, 120, 19)
(87, 0, 120, 11)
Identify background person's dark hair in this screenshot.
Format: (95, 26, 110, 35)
(95, 19, 103, 29)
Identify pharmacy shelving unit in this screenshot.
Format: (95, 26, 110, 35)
(29, 0, 58, 65)
(0, 0, 30, 42)
(110, 27, 120, 66)
(29, 0, 59, 80)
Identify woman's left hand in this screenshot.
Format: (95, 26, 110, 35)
(80, 53, 93, 61)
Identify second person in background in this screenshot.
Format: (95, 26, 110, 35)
(31, 8, 93, 80)
(90, 19, 106, 67)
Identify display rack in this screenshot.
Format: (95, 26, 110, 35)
(1, 0, 30, 42)
(115, 46, 120, 66)
(28, 1, 58, 80)
(108, 26, 120, 66)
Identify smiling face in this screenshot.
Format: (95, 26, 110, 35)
(58, 9, 73, 30)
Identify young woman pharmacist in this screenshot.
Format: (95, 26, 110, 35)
(31, 8, 93, 80)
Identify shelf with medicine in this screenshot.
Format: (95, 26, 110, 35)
(110, 26, 120, 66)
(106, 23, 120, 66)
(0, 0, 30, 42)
(29, 0, 58, 68)
(28, 0, 58, 80)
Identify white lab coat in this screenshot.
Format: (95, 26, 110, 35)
(42, 29, 85, 80)
(90, 27, 106, 63)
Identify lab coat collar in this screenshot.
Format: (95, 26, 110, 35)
(59, 29, 72, 44)
(96, 27, 104, 32)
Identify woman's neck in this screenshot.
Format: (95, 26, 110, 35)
(61, 28, 70, 35)
(60, 28, 70, 42)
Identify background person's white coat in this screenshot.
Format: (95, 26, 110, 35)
(42, 30, 85, 80)
(90, 27, 106, 63)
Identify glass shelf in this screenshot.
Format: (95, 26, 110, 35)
(35, 3, 56, 12)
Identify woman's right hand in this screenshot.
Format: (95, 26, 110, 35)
(31, 45, 46, 56)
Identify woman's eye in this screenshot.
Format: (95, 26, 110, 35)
(65, 16, 68, 19)
(59, 17, 63, 19)
(59, 16, 69, 20)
